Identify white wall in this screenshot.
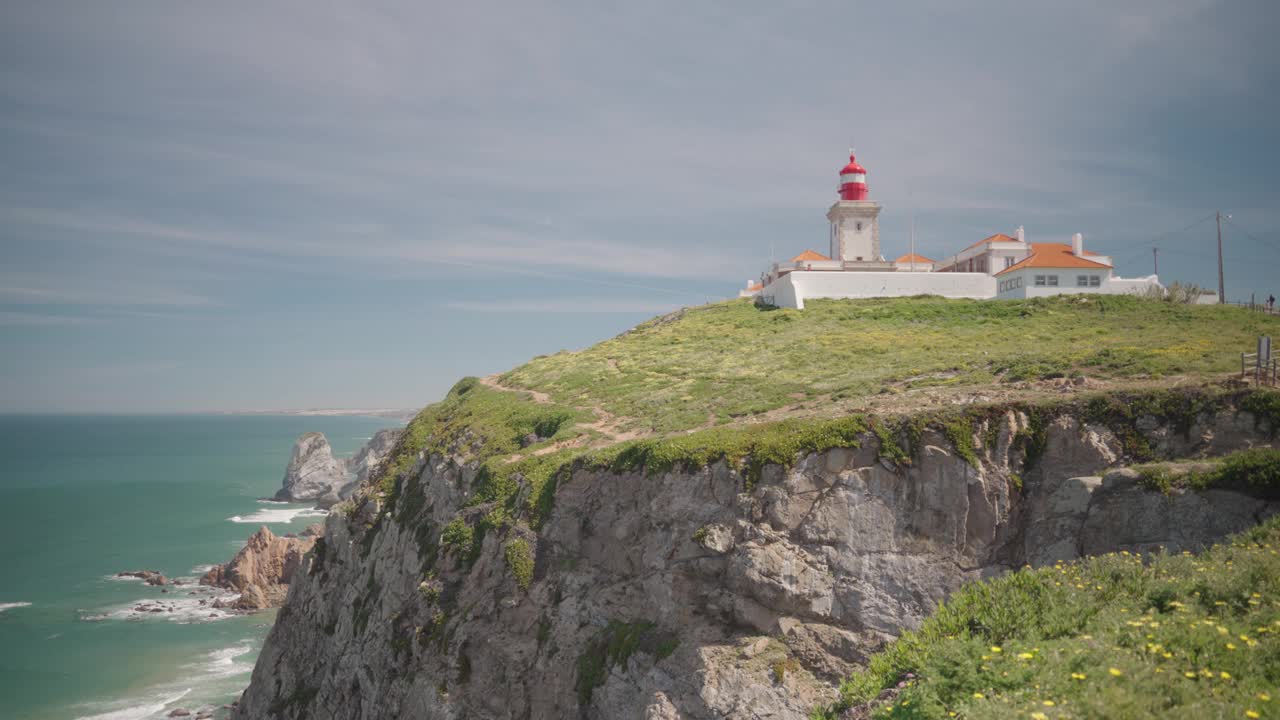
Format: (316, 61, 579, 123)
(995, 270, 1160, 299)
(762, 271, 995, 309)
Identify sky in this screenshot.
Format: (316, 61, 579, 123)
(2, 0, 1278, 413)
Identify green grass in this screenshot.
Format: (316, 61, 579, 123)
(504, 537, 534, 591)
(501, 296, 1280, 434)
(816, 517, 1280, 720)
(1134, 448, 1280, 498)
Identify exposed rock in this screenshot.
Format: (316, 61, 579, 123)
(346, 428, 404, 485)
(116, 570, 168, 586)
(235, 402, 1278, 720)
(200, 526, 316, 610)
(273, 429, 402, 507)
(274, 432, 348, 506)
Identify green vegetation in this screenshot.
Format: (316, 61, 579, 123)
(356, 298, 1278, 587)
(1134, 448, 1280, 498)
(575, 620, 676, 705)
(502, 296, 1280, 434)
(816, 516, 1280, 719)
(504, 538, 535, 590)
(440, 517, 475, 560)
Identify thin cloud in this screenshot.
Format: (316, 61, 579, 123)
(0, 310, 103, 326)
(444, 298, 687, 314)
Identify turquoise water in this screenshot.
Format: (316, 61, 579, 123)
(0, 414, 394, 719)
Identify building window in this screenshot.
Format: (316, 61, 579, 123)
(1035, 275, 1046, 286)
(1089, 276, 1101, 287)
(1047, 275, 1059, 286)
(1005, 256, 1016, 269)
(1077, 275, 1089, 287)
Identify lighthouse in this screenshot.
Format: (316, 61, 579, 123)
(838, 152, 868, 200)
(826, 150, 886, 268)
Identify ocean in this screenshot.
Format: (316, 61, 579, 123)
(0, 414, 395, 720)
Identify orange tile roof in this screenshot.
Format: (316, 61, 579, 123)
(994, 243, 1113, 276)
(964, 233, 1021, 251)
(790, 249, 831, 262)
(746, 281, 763, 292)
(894, 253, 935, 264)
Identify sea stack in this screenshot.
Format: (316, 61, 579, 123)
(273, 432, 348, 506)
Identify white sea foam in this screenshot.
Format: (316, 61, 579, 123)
(255, 498, 289, 505)
(199, 642, 256, 680)
(80, 587, 241, 625)
(190, 564, 215, 574)
(72, 641, 259, 719)
(227, 506, 327, 524)
(74, 688, 191, 720)
(0, 601, 32, 613)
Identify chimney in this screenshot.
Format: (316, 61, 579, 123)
(1015, 225, 1025, 243)
(1072, 233, 1083, 257)
(746, 279, 753, 289)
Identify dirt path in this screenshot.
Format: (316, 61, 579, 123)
(480, 374, 640, 446)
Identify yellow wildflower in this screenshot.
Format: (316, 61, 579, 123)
(990, 646, 1002, 653)
(1018, 652, 1035, 660)
(1245, 711, 1260, 719)
(1031, 714, 1048, 720)
(1109, 667, 1123, 677)
(1221, 672, 1232, 680)
(1258, 692, 1271, 702)
(1070, 673, 1086, 680)
(973, 692, 985, 699)
(1043, 700, 1056, 706)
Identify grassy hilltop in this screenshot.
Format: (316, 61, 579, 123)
(501, 295, 1278, 434)
(371, 295, 1280, 522)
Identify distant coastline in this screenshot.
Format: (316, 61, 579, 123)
(209, 408, 417, 421)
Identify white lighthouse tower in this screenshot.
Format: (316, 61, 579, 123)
(826, 150, 890, 270)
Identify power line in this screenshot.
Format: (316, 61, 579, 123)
(1105, 212, 1218, 265)
(1223, 216, 1280, 255)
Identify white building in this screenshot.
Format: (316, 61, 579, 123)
(747, 149, 1163, 309)
(993, 234, 1158, 299)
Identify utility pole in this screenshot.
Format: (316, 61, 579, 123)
(1216, 211, 1226, 304)
(1152, 247, 1158, 276)
(909, 210, 917, 271)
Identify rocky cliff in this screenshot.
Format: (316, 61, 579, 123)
(347, 428, 405, 485)
(274, 429, 403, 506)
(201, 525, 320, 610)
(235, 392, 1277, 719)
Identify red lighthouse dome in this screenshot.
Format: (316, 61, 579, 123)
(838, 151, 868, 201)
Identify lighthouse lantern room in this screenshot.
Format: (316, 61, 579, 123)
(826, 150, 886, 268)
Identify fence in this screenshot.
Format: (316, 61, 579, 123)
(1243, 335, 1277, 386)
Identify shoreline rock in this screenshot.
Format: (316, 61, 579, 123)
(200, 525, 320, 610)
(115, 570, 168, 586)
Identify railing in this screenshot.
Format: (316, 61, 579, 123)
(1242, 352, 1278, 386)
(1228, 300, 1279, 316)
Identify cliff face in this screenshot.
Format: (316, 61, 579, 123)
(347, 428, 405, 485)
(236, 402, 1276, 720)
